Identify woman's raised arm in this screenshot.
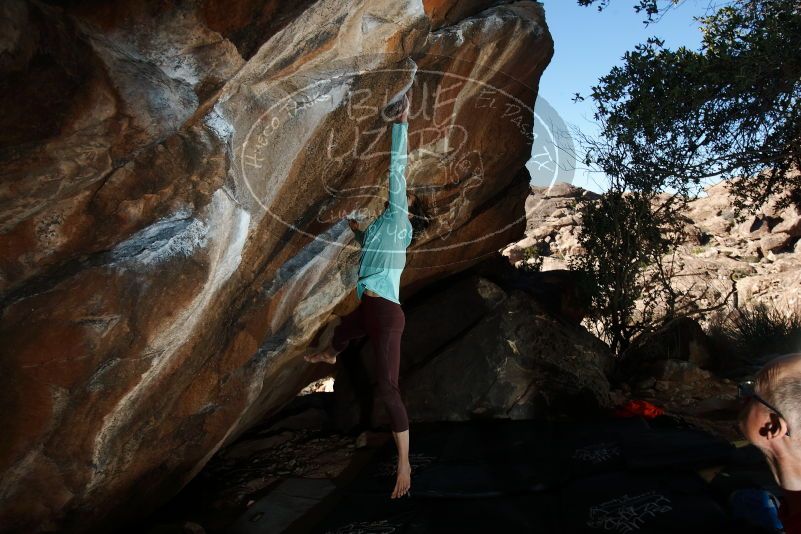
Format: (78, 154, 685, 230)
(386, 98, 409, 218)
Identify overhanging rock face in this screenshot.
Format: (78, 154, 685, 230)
(0, 0, 554, 531)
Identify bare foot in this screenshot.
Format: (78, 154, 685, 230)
(303, 346, 340, 364)
(391, 462, 411, 498)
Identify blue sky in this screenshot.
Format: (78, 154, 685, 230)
(526, 0, 712, 192)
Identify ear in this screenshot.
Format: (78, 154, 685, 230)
(764, 412, 789, 440)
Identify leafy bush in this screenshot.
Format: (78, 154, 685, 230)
(519, 242, 547, 272)
(568, 190, 687, 356)
(564, 0, 801, 357)
(577, 0, 801, 216)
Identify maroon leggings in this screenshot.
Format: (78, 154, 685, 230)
(331, 294, 409, 432)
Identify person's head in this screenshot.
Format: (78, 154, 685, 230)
(739, 352, 801, 487)
(383, 192, 417, 220)
(383, 193, 426, 244)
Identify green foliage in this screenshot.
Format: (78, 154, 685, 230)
(577, 0, 801, 216)
(578, 0, 663, 24)
(568, 191, 687, 356)
(691, 243, 712, 255)
(519, 243, 546, 272)
(568, 0, 801, 357)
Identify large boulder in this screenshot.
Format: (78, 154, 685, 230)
(336, 272, 611, 429)
(616, 316, 715, 384)
(468, 253, 594, 324)
(0, 0, 553, 531)
(402, 284, 612, 421)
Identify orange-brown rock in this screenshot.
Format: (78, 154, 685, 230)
(0, 0, 553, 531)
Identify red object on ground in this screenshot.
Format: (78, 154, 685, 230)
(613, 400, 665, 419)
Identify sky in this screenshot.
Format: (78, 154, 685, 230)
(526, 0, 714, 193)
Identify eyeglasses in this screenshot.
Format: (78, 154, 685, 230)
(738, 380, 792, 437)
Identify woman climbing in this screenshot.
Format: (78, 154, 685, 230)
(304, 91, 414, 500)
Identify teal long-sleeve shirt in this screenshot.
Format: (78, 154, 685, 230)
(353, 122, 413, 304)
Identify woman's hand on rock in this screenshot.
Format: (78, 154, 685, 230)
(399, 94, 409, 123)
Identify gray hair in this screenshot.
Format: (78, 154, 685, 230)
(758, 352, 801, 433)
(767, 376, 801, 433)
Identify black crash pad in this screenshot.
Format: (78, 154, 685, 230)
(347, 457, 555, 498)
(350, 419, 558, 497)
(370, 419, 554, 465)
(560, 471, 737, 533)
(621, 427, 734, 471)
(555, 416, 652, 481)
(311, 490, 559, 533)
(303, 417, 755, 533)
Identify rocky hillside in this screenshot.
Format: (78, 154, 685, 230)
(504, 180, 801, 322)
(0, 0, 553, 532)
